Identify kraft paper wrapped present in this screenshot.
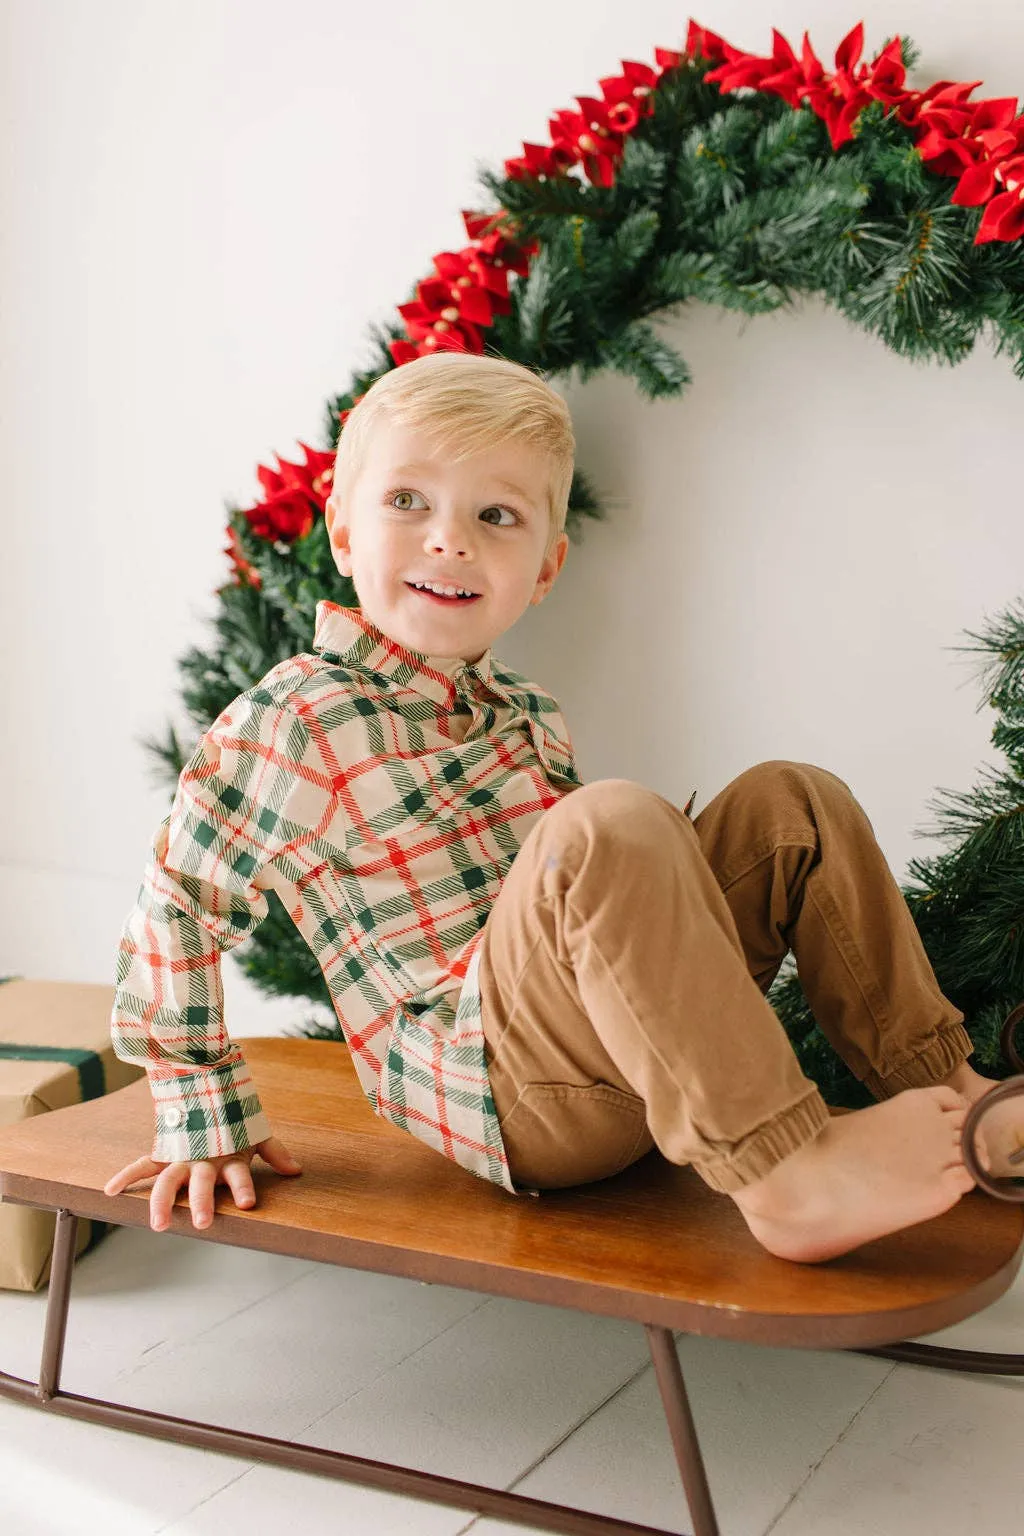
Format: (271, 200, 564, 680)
(0, 978, 145, 1291)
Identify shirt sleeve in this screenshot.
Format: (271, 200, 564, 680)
(556, 714, 584, 789)
(531, 692, 584, 791)
(111, 686, 331, 1164)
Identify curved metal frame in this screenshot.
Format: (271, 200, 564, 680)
(856, 1004, 1024, 1372)
(0, 1202, 1020, 1536)
(2, 1005, 1023, 1536)
(2, 1210, 713, 1536)
(960, 1003, 1024, 1201)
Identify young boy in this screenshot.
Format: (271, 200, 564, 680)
(105, 350, 1013, 1264)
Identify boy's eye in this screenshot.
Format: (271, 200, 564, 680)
(388, 490, 517, 526)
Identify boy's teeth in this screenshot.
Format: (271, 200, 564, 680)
(412, 581, 475, 597)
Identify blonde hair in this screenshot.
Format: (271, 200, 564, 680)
(330, 352, 575, 557)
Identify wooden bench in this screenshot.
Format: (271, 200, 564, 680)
(1, 1036, 1022, 1536)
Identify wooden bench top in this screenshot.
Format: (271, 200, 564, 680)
(1, 1037, 1021, 1351)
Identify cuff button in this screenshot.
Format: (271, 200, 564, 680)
(164, 1106, 186, 1129)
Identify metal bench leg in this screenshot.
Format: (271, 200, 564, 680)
(1, 1205, 696, 1536)
(37, 1208, 77, 1401)
(857, 1341, 1024, 1375)
(645, 1325, 720, 1536)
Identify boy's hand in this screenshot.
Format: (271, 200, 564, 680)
(103, 1135, 303, 1232)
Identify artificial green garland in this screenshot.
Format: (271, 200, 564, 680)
(150, 25, 1024, 1104)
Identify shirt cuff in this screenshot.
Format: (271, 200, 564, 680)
(148, 1058, 273, 1164)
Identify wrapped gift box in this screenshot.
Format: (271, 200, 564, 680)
(0, 978, 144, 1291)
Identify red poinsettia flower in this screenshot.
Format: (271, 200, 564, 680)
(971, 153, 1024, 242)
(859, 36, 906, 107)
(576, 91, 637, 144)
(540, 105, 624, 187)
(785, 30, 872, 148)
(223, 525, 261, 588)
(857, 37, 972, 131)
(701, 26, 795, 95)
(462, 209, 538, 273)
(244, 487, 315, 543)
(504, 141, 579, 179)
(763, 29, 821, 106)
(684, 23, 728, 64)
(655, 45, 685, 73)
(834, 21, 866, 73)
(597, 60, 660, 134)
(916, 95, 1020, 178)
(701, 25, 863, 148)
(389, 213, 538, 366)
(701, 24, 952, 153)
(242, 441, 334, 543)
(506, 68, 659, 189)
(389, 333, 466, 364)
(398, 273, 489, 355)
(432, 249, 513, 322)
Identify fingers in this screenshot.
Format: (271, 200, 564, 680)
(150, 1163, 190, 1232)
(222, 1160, 257, 1211)
(116, 1144, 294, 1234)
(103, 1157, 162, 1197)
(256, 1135, 303, 1174)
(188, 1160, 217, 1230)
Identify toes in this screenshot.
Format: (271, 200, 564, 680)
(941, 1160, 975, 1192)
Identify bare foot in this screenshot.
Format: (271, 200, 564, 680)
(731, 1086, 975, 1263)
(938, 1061, 1024, 1176)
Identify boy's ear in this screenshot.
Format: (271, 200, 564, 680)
(324, 495, 351, 574)
(530, 531, 569, 605)
(325, 495, 344, 543)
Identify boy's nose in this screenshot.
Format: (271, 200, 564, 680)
(426, 526, 474, 556)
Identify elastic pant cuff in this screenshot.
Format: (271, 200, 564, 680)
(689, 1085, 833, 1195)
(861, 1020, 976, 1100)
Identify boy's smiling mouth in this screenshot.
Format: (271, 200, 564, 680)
(406, 580, 481, 604)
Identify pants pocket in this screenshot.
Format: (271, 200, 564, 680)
(497, 1079, 654, 1190)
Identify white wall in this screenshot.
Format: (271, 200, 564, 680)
(3, 0, 1023, 1033)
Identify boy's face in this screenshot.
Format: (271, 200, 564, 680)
(324, 421, 569, 664)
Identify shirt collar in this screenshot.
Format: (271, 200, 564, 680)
(312, 600, 507, 708)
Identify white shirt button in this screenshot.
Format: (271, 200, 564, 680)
(164, 1106, 186, 1129)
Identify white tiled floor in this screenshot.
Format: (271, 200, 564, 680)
(1, 1218, 1022, 1535)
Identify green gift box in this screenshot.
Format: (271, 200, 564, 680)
(0, 978, 145, 1291)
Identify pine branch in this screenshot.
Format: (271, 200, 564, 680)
(138, 723, 188, 795)
(510, 245, 576, 356)
(951, 596, 1024, 713)
(594, 321, 692, 397)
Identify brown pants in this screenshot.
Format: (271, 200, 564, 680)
(477, 762, 974, 1195)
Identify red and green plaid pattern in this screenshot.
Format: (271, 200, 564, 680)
(111, 601, 583, 1193)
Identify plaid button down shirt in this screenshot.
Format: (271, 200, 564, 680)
(111, 600, 583, 1193)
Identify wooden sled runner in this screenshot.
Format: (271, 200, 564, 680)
(1, 1029, 1023, 1536)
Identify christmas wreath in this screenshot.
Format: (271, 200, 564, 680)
(154, 19, 1024, 1108)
